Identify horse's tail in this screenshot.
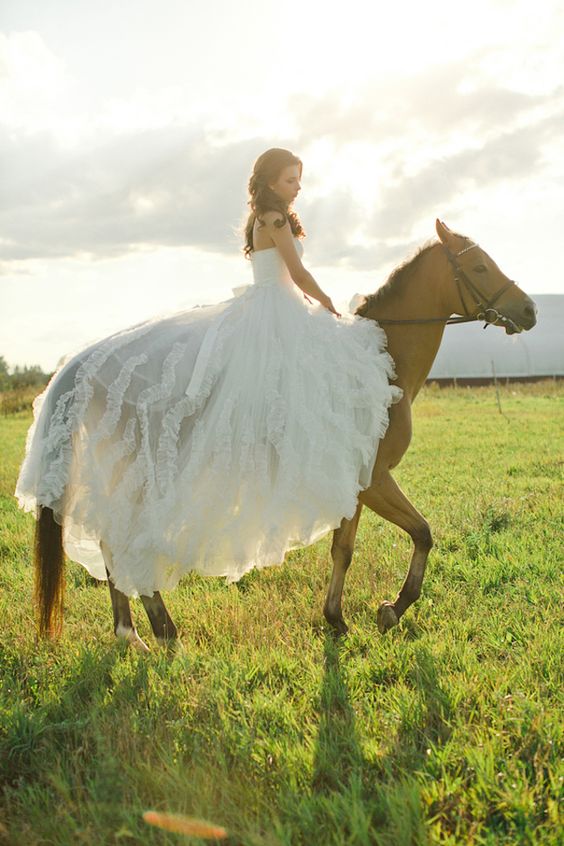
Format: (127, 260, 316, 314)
(34, 505, 65, 638)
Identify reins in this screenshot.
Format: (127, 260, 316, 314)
(374, 243, 520, 332)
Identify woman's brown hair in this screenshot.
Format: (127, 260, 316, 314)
(243, 148, 305, 258)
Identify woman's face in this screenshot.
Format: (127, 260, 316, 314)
(268, 164, 301, 205)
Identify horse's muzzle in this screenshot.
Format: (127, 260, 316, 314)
(502, 295, 537, 334)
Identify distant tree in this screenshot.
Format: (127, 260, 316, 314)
(11, 364, 49, 389)
(0, 357, 10, 391)
(0, 358, 51, 391)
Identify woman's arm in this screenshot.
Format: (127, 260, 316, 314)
(261, 213, 341, 316)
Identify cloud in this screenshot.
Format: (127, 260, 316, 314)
(0, 40, 562, 273)
(291, 56, 547, 146)
(366, 110, 564, 243)
(1, 101, 560, 271)
(0, 128, 267, 262)
(0, 30, 74, 134)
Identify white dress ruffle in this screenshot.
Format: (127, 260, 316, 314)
(15, 239, 402, 596)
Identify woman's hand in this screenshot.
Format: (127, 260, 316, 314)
(320, 294, 341, 318)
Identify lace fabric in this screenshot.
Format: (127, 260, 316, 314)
(15, 239, 402, 596)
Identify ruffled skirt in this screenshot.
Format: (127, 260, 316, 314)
(15, 279, 402, 596)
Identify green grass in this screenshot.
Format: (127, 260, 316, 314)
(0, 382, 562, 845)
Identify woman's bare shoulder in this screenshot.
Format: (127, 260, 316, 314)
(257, 210, 288, 229)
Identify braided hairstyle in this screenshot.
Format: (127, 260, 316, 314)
(243, 148, 306, 258)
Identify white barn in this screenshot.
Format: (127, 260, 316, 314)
(428, 295, 563, 381)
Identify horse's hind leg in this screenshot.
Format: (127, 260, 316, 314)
(100, 541, 150, 653)
(140, 592, 178, 647)
(360, 471, 433, 634)
(323, 502, 363, 635)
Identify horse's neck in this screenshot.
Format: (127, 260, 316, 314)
(369, 247, 453, 401)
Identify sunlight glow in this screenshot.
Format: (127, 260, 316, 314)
(1, 0, 563, 369)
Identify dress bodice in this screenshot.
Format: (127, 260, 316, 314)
(250, 238, 304, 288)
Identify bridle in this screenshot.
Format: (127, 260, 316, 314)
(375, 243, 521, 332)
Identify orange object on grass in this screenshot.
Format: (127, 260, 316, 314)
(142, 810, 228, 839)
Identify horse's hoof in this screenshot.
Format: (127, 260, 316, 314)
(131, 637, 151, 654)
(377, 602, 399, 634)
(157, 636, 185, 655)
(116, 624, 151, 654)
(323, 609, 349, 636)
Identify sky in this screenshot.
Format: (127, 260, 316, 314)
(1, 0, 563, 372)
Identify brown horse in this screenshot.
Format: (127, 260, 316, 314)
(323, 219, 536, 635)
(34, 219, 536, 648)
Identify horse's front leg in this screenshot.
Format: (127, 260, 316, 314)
(100, 541, 150, 653)
(323, 502, 363, 635)
(359, 471, 432, 633)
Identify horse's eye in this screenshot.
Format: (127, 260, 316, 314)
(473, 265, 487, 273)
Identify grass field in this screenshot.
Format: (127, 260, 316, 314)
(0, 382, 562, 845)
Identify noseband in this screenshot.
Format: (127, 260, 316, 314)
(376, 243, 520, 331)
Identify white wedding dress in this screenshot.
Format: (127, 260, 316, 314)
(15, 238, 402, 596)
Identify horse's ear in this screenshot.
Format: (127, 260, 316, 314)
(435, 219, 453, 244)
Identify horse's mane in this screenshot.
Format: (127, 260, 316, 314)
(356, 238, 439, 316)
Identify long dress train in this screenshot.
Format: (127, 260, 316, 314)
(15, 238, 402, 596)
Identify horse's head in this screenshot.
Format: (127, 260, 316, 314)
(435, 220, 537, 334)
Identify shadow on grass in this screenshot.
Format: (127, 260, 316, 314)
(0, 640, 151, 791)
(275, 632, 455, 845)
(2, 620, 455, 846)
(311, 633, 364, 795)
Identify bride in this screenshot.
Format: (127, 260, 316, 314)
(15, 147, 402, 602)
